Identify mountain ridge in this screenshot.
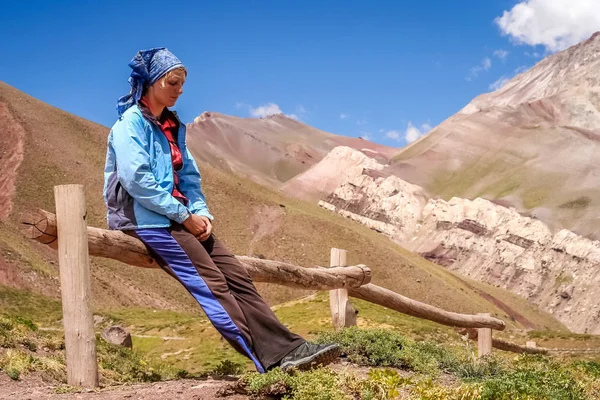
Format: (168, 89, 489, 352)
(385, 31, 600, 238)
(186, 110, 397, 187)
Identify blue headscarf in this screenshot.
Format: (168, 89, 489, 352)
(117, 47, 184, 116)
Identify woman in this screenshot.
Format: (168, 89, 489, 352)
(103, 48, 339, 373)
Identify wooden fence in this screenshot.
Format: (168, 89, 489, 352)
(21, 184, 550, 387)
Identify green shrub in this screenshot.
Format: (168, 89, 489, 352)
(412, 378, 482, 400)
(317, 327, 460, 375)
(212, 359, 246, 376)
(451, 354, 506, 380)
(12, 316, 38, 331)
(572, 360, 600, 378)
(317, 328, 406, 367)
(0, 349, 36, 380)
(571, 360, 600, 399)
(243, 367, 348, 400)
(97, 338, 164, 383)
(244, 367, 292, 396)
(479, 355, 586, 400)
(289, 368, 348, 400)
(360, 368, 411, 400)
(0, 315, 36, 349)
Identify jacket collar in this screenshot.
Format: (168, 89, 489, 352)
(137, 100, 182, 128)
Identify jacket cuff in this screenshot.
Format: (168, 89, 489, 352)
(193, 211, 214, 221)
(174, 208, 191, 224)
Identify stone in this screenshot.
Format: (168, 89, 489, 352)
(101, 326, 133, 349)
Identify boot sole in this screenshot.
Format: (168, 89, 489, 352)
(281, 345, 341, 371)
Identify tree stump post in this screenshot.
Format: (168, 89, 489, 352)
(329, 248, 357, 330)
(54, 185, 98, 387)
(477, 312, 493, 359)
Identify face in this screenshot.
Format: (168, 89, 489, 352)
(148, 68, 186, 108)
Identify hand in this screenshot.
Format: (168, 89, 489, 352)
(182, 214, 207, 239)
(198, 216, 212, 242)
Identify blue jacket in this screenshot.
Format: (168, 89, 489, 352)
(103, 104, 213, 230)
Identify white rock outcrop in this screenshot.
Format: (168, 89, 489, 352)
(282, 146, 384, 199)
(318, 147, 600, 333)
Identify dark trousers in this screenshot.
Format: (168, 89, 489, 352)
(131, 224, 305, 372)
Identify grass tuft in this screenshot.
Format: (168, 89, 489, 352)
(316, 327, 462, 375)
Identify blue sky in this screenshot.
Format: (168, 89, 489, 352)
(1, 0, 598, 147)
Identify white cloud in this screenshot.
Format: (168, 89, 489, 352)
(514, 65, 529, 74)
(489, 76, 510, 91)
(467, 57, 492, 80)
(248, 102, 304, 121)
(495, 0, 600, 52)
(488, 65, 531, 91)
(385, 130, 400, 140)
(493, 49, 509, 61)
(340, 113, 348, 120)
(482, 57, 492, 70)
(356, 118, 368, 126)
(524, 51, 541, 58)
(405, 122, 432, 144)
(250, 103, 283, 118)
(385, 122, 432, 144)
(405, 123, 422, 144)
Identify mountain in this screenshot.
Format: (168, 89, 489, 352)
(386, 32, 600, 238)
(0, 80, 562, 334)
(187, 111, 396, 187)
(284, 33, 600, 333)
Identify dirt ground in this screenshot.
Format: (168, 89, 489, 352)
(0, 374, 246, 400)
(0, 362, 425, 400)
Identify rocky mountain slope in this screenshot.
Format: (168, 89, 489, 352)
(388, 32, 600, 238)
(313, 146, 600, 333)
(187, 111, 396, 187)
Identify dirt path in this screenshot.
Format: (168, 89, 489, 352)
(0, 375, 245, 400)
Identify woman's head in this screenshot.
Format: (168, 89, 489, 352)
(145, 67, 187, 108)
(117, 48, 185, 116)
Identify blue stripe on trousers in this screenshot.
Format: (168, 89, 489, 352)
(135, 228, 265, 373)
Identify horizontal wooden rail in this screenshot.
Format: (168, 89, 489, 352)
(350, 285, 505, 330)
(456, 328, 547, 354)
(21, 209, 371, 291)
(22, 208, 505, 331)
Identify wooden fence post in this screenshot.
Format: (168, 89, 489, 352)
(477, 312, 493, 359)
(329, 248, 357, 330)
(54, 184, 99, 387)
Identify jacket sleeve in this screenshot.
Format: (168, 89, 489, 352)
(111, 115, 191, 224)
(178, 146, 214, 220)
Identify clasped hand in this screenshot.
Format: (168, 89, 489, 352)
(182, 214, 212, 241)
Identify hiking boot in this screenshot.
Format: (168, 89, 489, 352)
(280, 342, 340, 371)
